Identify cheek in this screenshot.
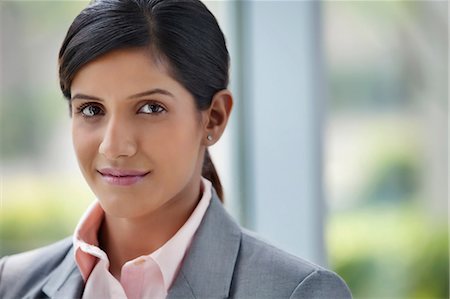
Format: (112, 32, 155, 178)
(72, 122, 100, 169)
(142, 116, 202, 170)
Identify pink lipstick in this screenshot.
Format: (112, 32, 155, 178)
(97, 168, 150, 186)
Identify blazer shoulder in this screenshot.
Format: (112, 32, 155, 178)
(290, 268, 352, 299)
(230, 229, 351, 298)
(239, 229, 321, 275)
(0, 237, 73, 298)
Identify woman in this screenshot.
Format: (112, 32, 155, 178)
(0, 0, 351, 298)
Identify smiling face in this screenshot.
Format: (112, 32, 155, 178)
(70, 48, 207, 219)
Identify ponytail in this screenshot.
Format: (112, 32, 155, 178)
(202, 149, 224, 202)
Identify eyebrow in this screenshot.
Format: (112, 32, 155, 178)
(70, 88, 175, 101)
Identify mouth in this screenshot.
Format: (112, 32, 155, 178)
(97, 168, 151, 186)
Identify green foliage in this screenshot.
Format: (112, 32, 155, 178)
(0, 176, 93, 256)
(328, 203, 449, 299)
(363, 136, 421, 205)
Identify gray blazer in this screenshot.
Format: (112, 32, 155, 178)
(0, 191, 352, 299)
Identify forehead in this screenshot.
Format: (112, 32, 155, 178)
(70, 48, 182, 100)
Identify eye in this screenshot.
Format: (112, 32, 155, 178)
(76, 103, 104, 117)
(138, 102, 166, 114)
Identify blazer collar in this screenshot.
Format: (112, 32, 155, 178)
(41, 188, 241, 299)
(42, 245, 84, 299)
(167, 189, 242, 299)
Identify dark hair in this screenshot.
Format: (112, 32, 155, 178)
(58, 0, 228, 201)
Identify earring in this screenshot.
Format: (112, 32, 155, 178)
(207, 135, 213, 141)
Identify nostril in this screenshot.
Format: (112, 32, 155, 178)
(98, 134, 137, 159)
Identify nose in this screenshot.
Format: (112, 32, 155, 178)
(98, 116, 137, 160)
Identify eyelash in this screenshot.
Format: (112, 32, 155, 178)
(74, 101, 167, 118)
(138, 102, 166, 114)
(75, 103, 104, 118)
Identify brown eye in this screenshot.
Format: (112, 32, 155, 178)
(138, 103, 166, 114)
(77, 104, 104, 117)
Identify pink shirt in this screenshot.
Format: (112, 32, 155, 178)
(73, 178, 212, 299)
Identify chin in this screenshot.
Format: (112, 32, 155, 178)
(99, 192, 163, 219)
(102, 203, 151, 219)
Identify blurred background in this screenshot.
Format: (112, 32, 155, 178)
(0, 1, 448, 298)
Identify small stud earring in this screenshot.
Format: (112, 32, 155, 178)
(207, 135, 213, 141)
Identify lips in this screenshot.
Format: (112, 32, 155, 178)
(97, 168, 150, 186)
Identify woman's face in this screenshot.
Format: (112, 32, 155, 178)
(70, 48, 207, 219)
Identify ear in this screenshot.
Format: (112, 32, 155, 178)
(202, 89, 233, 146)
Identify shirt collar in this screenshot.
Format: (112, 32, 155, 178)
(151, 177, 212, 289)
(73, 177, 213, 289)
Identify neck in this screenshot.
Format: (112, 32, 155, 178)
(99, 177, 203, 279)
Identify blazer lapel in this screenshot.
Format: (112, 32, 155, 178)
(168, 189, 242, 299)
(42, 246, 84, 299)
(40, 188, 241, 299)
